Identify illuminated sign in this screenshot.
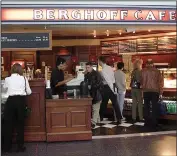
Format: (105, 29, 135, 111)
(1, 8, 176, 22)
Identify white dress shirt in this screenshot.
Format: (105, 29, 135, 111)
(4, 74, 32, 96)
(100, 64, 116, 93)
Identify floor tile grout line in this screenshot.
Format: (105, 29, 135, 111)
(92, 131, 176, 139)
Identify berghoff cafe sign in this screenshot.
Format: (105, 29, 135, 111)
(1, 8, 176, 22)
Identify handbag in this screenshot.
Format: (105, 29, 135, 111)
(24, 77, 31, 118)
(130, 70, 140, 89)
(158, 98, 167, 116)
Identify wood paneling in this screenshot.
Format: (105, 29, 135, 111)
(38, 51, 55, 68)
(46, 98, 92, 142)
(1, 51, 11, 71)
(11, 51, 36, 67)
(75, 45, 101, 62)
(24, 79, 46, 141)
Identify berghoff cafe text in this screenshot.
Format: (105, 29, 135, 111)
(33, 9, 176, 21)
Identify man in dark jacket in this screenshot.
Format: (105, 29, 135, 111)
(84, 62, 103, 129)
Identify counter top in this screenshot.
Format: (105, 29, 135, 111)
(46, 96, 92, 101)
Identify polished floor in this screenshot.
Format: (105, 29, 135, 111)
(2, 133, 176, 156)
(92, 117, 176, 136)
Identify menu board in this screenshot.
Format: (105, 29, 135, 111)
(158, 36, 176, 53)
(1, 31, 52, 51)
(101, 41, 119, 55)
(137, 38, 157, 52)
(119, 40, 136, 53)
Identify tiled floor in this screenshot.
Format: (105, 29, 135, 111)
(92, 118, 177, 136)
(2, 134, 176, 156)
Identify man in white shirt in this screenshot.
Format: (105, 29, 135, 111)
(98, 56, 122, 124)
(114, 62, 126, 120)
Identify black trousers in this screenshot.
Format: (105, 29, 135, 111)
(143, 92, 159, 126)
(99, 85, 122, 120)
(3, 95, 26, 150)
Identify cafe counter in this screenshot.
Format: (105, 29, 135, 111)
(46, 97, 92, 142)
(24, 79, 46, 142)
(2, 79, 92, 142)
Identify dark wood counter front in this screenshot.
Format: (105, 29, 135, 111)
(46, 97, 92, 142)
(24, 79, 46, 141)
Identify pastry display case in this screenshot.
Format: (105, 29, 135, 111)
(159, 68, 176, 89)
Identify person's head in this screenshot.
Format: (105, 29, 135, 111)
(56, 57, 67, 70)
(86, 62, 93, 73)
(133, 59, 143, 70)
(98, 56, 106, 67)
(117, 62, 124, 70)
(146, 59, 154, 68)
(11, 63, 23, 76)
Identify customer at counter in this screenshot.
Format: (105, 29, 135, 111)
(141, 59, 164, 129)
(50, 57, 74, 98)
(130, 59, 143, 123)
(84, 62, 103, 129)
(3, 63, 32, 153)
(98, 56, 122, 124)
(114, 62, 126, 121)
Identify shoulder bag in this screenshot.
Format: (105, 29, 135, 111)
(130, 70, 141, 89)
(24, 77, 32, 118)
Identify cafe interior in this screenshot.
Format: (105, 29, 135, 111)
(1, 23, 176, 142)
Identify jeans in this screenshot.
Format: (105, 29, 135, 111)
(114, 92, 125, 120)
(143, 92, 159, 126)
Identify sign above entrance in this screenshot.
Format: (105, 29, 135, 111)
(1, 31, 52, 51)
(1, 8, 176, 23)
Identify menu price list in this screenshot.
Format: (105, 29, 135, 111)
(158, 36, 176, 53)
(101, 41, 119, 55)
(119, 40, 136, 53)
(137, 38, 157, 52)
(1, 33, 50, 49)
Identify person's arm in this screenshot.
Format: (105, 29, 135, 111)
(25, 77, 32, 95)
(159, 71, 164, 95)
(114, 72, 118, 88)
(140, 70, 143, 89)
(121, 73, 126, 89)
(55, 76, 73, 87)
(3, 78, 8, 89)
(92, 72, 103, 90)
(84, 73, 89, 82)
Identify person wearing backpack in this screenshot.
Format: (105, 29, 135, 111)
(130, 59, 143, 123)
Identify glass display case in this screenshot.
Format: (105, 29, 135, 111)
(159, 68, 176, 89)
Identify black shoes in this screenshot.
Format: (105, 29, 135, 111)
(117, 120, 122, 125)
(91, 123, 96, 129)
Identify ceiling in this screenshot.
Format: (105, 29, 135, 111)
(2, 24, 176, 37)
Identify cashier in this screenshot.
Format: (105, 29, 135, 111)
(50, 57, 73, 98)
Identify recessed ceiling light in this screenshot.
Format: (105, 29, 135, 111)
(133, 31, 135, 33)
(148, 29, 151, 32)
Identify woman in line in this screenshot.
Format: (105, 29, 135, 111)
(131, 59, 144, 123)
(3, 63, 32, 153)
(114, 62, 126, 121)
